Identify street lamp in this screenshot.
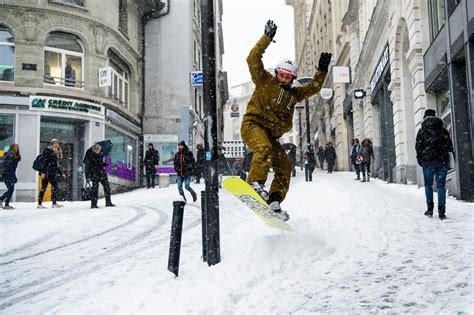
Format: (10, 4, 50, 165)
(295, 77, 313, 181)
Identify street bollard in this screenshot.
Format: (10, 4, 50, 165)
(167, 200, 185, 277)
(201, 190, 207, 262)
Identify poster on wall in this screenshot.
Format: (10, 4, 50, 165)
(144, 134, 178, 174)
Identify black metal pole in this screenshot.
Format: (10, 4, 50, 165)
(167, 201, 185, 277)
(201, 190, 207, 262)
(298, 109, 303, 170)
(201, 0, 221, 266)
(305, 98, 312, 182)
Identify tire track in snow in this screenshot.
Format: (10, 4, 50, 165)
(0, 205, 202, 311)
(0, 232, 58, 258)
(0, 206, 145, 266)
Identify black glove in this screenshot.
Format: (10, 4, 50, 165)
(318, 52, 332, 72)
(264, 20, 277, 39)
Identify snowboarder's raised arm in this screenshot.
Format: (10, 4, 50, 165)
(246, 20, 277, 85)
(295, 52, 332, 102)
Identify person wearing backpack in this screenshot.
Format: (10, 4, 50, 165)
(37, 139, 67, 209)
(1, 144, 21, 209)
(415, 109, 454, 220)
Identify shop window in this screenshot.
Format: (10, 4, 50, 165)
(104, 126, 136, 182)
(107, 50, 130, 109)
(0, 115, 15, 182)
(436, 90, 453, 137)
(429, 0, 446, 40)
(44, 32, 84, 88)
(0, 27, 15, 82)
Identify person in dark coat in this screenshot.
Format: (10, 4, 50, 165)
(415, 109, 454, 220)
(38, 139, 67, 209)
(304, 146, 316, 180)
(84, 143, 115, 209)
(287, 146, 297, 177)
(316, 146, 324, 169)
(358, 138, 374, 182)
(1, 144, 21, 209)
(350, 138, 361, 180)
(173, 141, 197, 202)
(324, 142, 337, 173)
(195, 143, 205, 183)
(144, 143, 160, 188)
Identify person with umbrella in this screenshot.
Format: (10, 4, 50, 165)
(144, 143, 160, 188)
(84, 143, 115, 208)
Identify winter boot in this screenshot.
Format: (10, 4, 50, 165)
(250, 182, 269, 201)
(269, 201, 290, 221)
(37, 204, 44, 209)
(361, 176, 367, 182)
(438, 205, 446, 220)
(105, 197, 115, 207)
(3, 204, 14, 210)
(424, 202, 434, 217)
(52, 203, 63, 208)
(355, 175, 360, 180)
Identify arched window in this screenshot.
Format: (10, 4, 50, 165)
(0, 27, 15, 82)
(107, 49, 130, 108)
(44, 32, 84, 88)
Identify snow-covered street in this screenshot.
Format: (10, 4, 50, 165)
(1, 170, 472, 313)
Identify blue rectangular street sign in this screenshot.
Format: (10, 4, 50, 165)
(191, 71, 203, 86)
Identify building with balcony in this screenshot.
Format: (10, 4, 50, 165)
(0, 0, 147, 202)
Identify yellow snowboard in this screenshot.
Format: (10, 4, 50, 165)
(223, 177, 291, 231)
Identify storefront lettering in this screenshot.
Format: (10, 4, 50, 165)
(30, 96, 104, 119)
(31, 98, 46, 108)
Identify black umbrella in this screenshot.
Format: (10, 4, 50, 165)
(282, 143, 297, 151)
(91, 139, 113, 156)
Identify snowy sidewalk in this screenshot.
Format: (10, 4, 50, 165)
(0, 170, 472, 313)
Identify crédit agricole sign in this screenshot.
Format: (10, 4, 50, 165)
(29, 96, 104, 120)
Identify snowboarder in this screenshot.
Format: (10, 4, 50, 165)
(358, 138, 374, 182)
(1, 144, 21, 209)
(38, 139, 67, 209)
(84, 143, 115, 208)
(144, 143, 160, 188)
(415, 109, 453, 220)
(240, 20, 331, 220)
(173, 141, 197, 203)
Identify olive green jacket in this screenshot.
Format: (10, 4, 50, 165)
(242, 35, 328, 138)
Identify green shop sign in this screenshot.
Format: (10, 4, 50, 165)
(29, 96, 104, 119)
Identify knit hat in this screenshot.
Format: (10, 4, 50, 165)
(178, 140, 186, 146)
(423, 109, 436, 119)
(50, 138, 60, 145)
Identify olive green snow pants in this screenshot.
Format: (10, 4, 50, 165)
(241, 121, 292, 202)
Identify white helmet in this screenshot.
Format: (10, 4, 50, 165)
(275, 59, 297, 77)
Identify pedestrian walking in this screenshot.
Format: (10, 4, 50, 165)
(173, 141, 197, 203)
(195, 143, 205, 183)
(84, 143, 115, 209)
(324, 142, 337, 173)
(144, 143, 160, 188)
(415, 109, 454, 220)
(350, 138, 361, 180)
(358, 138, 374, 182)
(304, 146, 316, 180)
(217, 147, 230, 188)
(316, 146, 324, 169)
(38, 139, 67, 209)
(1, 144, 21, 209)
(240, 19, 331, 220)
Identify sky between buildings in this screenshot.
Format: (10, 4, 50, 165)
(222, 0, 295, 89)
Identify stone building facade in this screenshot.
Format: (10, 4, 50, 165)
(0, 0, 149, 202)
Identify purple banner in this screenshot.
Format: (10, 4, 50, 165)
(157, 167, 176, 174)
(105, 156, 136, 181)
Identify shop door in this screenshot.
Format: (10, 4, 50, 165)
(375, 73, 396, 182)
(40, 118, 85, 201)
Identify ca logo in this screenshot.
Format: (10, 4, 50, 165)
(32, 98, 46, 108)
